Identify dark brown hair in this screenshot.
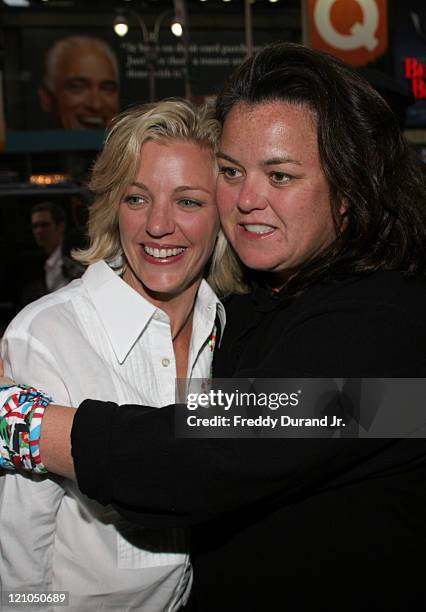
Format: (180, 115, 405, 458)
(31, 201, 65, 226)
(216, 42, 426, 295)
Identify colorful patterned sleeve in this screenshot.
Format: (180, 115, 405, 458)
(0, 384, 51, 473)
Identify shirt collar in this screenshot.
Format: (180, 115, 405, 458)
(45, 244, 62, 269)
(194, 280, 226, 346)
(82, 261, 225, 364)
(82, 261, 157, 364)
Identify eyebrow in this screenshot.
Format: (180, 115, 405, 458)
(130, 182, 212, 195)
(174, 185, 212, 195)
(262, 157, 302, 167)
(217, 152, 302, 167)
(217, 152, 238, 164)
(130, 181, 151, 192)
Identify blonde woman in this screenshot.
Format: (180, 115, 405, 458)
(0, 100, 233, 611)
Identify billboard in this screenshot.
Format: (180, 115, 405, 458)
(2, 25, 297, 151)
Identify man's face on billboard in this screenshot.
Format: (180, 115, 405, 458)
(40, 43, 119, 129)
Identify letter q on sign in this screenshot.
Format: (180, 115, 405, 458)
(308, 0, 388, 67)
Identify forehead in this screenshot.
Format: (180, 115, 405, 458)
(220, 101, 319, 160)
(57, 46, 116, 81)
(138, 138, 214, 166)
(32, 210, 53, 222)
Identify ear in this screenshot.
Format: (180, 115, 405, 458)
(337, 198, 349, 231)
(338, 198, 349, 216)
(38, 84, 54, 113)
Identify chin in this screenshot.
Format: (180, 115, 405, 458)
(239, 254, 277, 272)
(142, 277, 186, 297)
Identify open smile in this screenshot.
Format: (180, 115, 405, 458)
(238, 223, 277, 238)
(141, 243, 188, 264)
(76, 115, 106, 128)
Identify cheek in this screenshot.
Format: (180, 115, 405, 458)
(187, 210, 220, 253)
(216, 180, 234, 211)
(118, 209, 137, 247)
(63, 92, 85, 106)
(217, 200, 234, 230)
(106, 93, 119, 106)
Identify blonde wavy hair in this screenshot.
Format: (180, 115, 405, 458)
(74, 99, 247, 296)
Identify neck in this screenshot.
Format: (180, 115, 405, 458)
(45, 241, 61, 257)
(166, 291, 196, 341)
(122, 267, 201, 339)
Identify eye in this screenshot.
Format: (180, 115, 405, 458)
(64, 79, 87, 93)
(178, 199, 202, 209)
(123, 194, 147, 207)
(269, 171, 291, 185)
(219, 166, 243, 181)
(100, 82, 118, 93)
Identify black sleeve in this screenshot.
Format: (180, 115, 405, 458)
(71, 300, 426, 527)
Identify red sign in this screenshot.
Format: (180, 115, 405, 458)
(404, 58, 426, 99)
(308, 0, 388, 67)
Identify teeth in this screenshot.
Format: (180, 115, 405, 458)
(80, 116, 103, 125)
(144, 246, 186, 258)
(244, 224, 275, 234)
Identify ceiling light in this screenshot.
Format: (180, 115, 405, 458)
(171, 21, 183, 37)
(3, 0, 30, 6)
(30, 174, 70, 186)
(113, 15, 129, 37)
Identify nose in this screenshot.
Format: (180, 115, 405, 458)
(85, 86, 102, 110)
(236, 176, 268, 213)
(145, 202, 175, 238)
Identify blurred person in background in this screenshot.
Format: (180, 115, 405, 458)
(38, 35, 120, 130)
(31, 201, 67, 292)
(20, 202, 84, 307)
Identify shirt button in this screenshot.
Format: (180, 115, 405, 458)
(161, 358, 170, 367)
(153, 311, 161, 320)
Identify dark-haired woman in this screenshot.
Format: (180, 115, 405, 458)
(2, 43, 426, 610)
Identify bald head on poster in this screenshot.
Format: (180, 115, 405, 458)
(38, 35, 120, 130)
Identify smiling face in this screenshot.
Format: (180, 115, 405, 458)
(217, 101, 344, 284)
(119, 138, 219, 304)
(41, 43, 119, 130)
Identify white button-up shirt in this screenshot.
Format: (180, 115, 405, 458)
(0, 260, 225, 612)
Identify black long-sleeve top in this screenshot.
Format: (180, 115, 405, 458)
(72, 270, 426, 611)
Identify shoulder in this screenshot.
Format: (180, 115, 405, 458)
(223, 271, 426, 377)
(4, 277, 86, 339)
(295, 270, 426, 326)
(280, 271, 426, 376)
(319, 270, 425, 307)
